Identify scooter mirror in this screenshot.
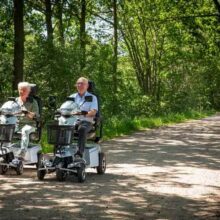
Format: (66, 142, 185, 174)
(8, 97, 16, 102)
(48, 96, 56, 109)
(66, 97, 75, 102)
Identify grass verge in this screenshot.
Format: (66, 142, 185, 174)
(103, 110, 215, 139)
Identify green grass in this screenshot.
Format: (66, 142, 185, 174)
(103, 110, 215, 140)
(40, 110, 215, 152)
(40, 130, 53, 153)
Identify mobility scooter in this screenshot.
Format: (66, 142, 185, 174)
(37, 82, 106, 182)
(0, 84, 42, 175)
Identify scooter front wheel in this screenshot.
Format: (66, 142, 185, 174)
(37, 168, 46, 180)
(0, 164, 8, 175)
(96, 152, 106, 174)
(37, 154, 46, 180)
(56, 162, 66, 181)
(77, 164, 86, 183)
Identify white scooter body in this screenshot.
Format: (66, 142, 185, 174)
(52, 143, 100, 168)
(11, 143, 41, 164)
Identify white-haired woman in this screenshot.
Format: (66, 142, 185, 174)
(17, 82, 39, 158)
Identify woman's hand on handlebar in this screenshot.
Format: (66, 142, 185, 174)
(21, 110, 36, 120)
(22, 110, 28, 115)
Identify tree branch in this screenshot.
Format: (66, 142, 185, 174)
(87, 9, 114, 26)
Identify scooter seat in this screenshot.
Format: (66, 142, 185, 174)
(73, 130, 96, 140)
(13, 132, 22, 140)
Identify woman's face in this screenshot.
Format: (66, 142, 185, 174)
(18, 87, 30, 99)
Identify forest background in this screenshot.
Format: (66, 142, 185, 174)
(1, 0, 220, 140)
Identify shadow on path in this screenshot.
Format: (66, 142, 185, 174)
(1, 115, 220, 219)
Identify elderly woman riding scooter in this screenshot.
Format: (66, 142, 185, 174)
(16, 82, 39, 158)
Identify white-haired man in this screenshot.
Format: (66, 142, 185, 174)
(70, 77, 98, 158)
(16, 82, 39, 157)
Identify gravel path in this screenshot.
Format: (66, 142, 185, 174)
(0, 115, 220, 219)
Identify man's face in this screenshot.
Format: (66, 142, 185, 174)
(76, 80, 88, 94)
(18, 87, 30, 98)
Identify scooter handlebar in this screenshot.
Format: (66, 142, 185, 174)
(21, 110, 28, 115)
(71, 111, 88, 116)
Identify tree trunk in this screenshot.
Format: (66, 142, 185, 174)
(45, 0, 53, 44)
(80, 0, 86, 71)
(13, 0, 24, 92)
(213, 0, 220, 22)
(213, 0, 220, 14)
(122, 23, 152, 95)
(112, 0, 118, 93)
(55, 0, 64, 46)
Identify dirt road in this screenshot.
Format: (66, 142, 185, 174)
(0, 115, 220, 220)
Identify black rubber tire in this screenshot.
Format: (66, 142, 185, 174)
(16, 161, 23, 175)
(36, 152, 42, 169)
(0, 164, 8, 175)
(96, 152, 106, 174)
(56, 162, 66, 181)
(37, 154, 46, 180)
(77, 164, 86, 183)
(37, 168, 46, 180)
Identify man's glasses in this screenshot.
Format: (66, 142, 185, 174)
(76, 82, 86, 86)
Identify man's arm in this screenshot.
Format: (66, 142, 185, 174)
(86, 95, 98, 117)
(86, 109, 97, 117)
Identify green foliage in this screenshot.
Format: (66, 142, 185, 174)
(40, 129, 53, 153)
(1, 0, 218, 117)
(0, 0, 220, 151)
(0, 0, 13, 102)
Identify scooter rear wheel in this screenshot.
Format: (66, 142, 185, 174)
(36, 152, 42, 169)
(96, 152, 106, 174)
(16, 161, 23, 175)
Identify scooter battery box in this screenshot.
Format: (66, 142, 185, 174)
(84, 144, 100, 167)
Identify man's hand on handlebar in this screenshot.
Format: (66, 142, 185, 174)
(71, 111, 88, 116)
(81, 110, 88, 115)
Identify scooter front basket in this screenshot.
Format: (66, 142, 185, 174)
(47, 124, 74, 145)
(0, 124, 15, 142)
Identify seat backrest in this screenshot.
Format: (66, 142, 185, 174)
(88, 80, 100, 116)
(88, 80, 95, 93)
(27, 84, 42, 141)
(28, 84, 42, 116)
(87, 80, 102, 141)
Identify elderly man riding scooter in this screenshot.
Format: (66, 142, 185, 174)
(69, 77, 98, 158)
(16, 82, 39, 158)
